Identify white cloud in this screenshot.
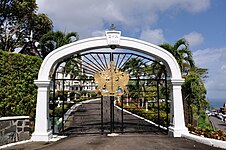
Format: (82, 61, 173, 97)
(91, 30, 105, 37)
(193, 47, 226, 99)
(36, 0, 211, 39)
(139, 28, 165, 45)
(36, 0, 223, 99)
(179, 0, 210, 13)
(184, 32, 204, 47)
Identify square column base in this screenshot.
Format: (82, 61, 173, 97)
(168, 126, 189, 137)
(31, 130, 53, 141)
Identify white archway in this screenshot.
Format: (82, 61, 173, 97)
(31, 33, 188, 141)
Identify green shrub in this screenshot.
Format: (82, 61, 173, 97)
(0, 50, 42, 120)
(90, 91, 97, 98)
(55, 90, 69, 100)
(119, 102, 169, 127)
(198, 112, 206, 128)
(197, 112, 212, 129)
(54, 107, 63, 118)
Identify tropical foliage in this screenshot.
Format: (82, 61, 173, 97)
(38, 31, 79, 58)
(160, 38, 195, 76)
(0, 0, 53, 54)
(62, 58, 80, 79)
(121, 38, 208, 128)
(160, 38, 208, 126)
(122, 58, 147, 78)
(0, 0, 81, 122)
(0, 50, 42, 119)
(0, 0, 80, 60)
(122, 56, 168, 101)
(120, 56, 169, 127)
(117, 101, 169, 127)
(122, 58, 147, 99)
(182, 71, 208, 124)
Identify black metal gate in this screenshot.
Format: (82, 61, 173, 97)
(50, 51, 169, 135)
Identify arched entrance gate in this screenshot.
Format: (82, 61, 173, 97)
(52, 51, 168, 135)
(31, 30, 188, 141)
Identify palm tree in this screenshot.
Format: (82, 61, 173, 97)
(159, 38, 195, 76)
(122, 58, 148, 107)
(39, 31, 80, 79)
(122, 58, 146, 78)
(160, 39, 209, 126)
(143, 62, 166, 80)
(38, 31, 79, 59)
(62, 58, 80, 79)
(182, 71, 207, 125)
(39, 31, 81, 84)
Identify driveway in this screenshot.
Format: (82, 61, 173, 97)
(3, 101, 224, 150)
(63, 97, 165, 135)
(3, 134, 223, 150)
(209, 116, 226, 132)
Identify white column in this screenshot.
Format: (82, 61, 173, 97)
(168, 78, 189, 137)
(31, 80, 52, 141)
(145, 101, 148, 112)
(126, 96, 129, 106)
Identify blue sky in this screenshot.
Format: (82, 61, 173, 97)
(157, 0, 226, 50)
(37, 0, 226, 101)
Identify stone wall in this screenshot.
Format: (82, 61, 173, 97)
(0, 116, 30, 146)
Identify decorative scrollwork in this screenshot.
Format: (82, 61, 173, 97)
(94, 61, 129, 96)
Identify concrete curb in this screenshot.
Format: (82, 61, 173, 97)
(114, 105, 167, 130)
(0, 116, 29, 121)
(0, 135, 66, 149)
(209, 116, 216, 130)
(0, 140, 31, 149)
(115, 105, 226, 149)
(182, 133, 226, 149)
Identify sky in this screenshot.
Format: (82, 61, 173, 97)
(36, 0, 226, 101)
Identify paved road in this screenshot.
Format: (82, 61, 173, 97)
(3, 134, 223, 150)
(209, 116, 226, 131)
(2, 100, 224, 150)
(63, 97, 165, 135)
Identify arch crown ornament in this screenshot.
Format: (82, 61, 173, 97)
(31, 30, 188, 141)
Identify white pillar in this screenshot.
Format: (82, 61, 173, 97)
(126, 97, 129, 106)
(31, 80, 52, 141)
(168, 78, 188, 137)
(67, 92, 70, 102)
(145, 101, 148, 112)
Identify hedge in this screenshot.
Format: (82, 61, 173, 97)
(0, 50, 42, 120)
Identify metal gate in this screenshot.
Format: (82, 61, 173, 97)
(50, 51, 169, 135)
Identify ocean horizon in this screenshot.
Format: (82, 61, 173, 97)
(209, 99, 226, 108)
